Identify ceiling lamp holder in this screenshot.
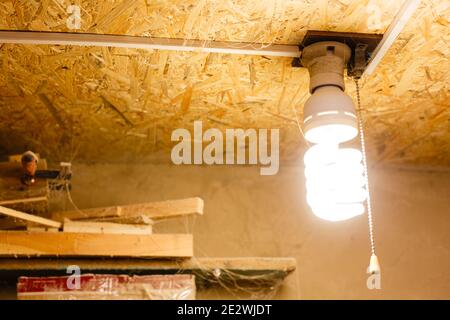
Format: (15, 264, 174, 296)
(300, 41, 351, 93)
(299, 31, 382, 279)
(301, 41, 358, 144)
(292, 30, 383, 78)
(352, 43, 369, 79)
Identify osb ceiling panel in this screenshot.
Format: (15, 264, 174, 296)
(0, 0, 449, 166)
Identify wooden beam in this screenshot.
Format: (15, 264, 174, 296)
(27, 226, 59, 232)
(0, 257, 296, 272)
(52, 197, 204, 222)
(0, 196, 47, 206)
(0, 232, 193, 257)
(94, 215, 154, 225)
(0, 206, 62, 228)
(62, 220, 152, 235)
(0, 31, 301, 57)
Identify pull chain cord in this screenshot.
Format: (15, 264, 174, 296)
(355, 79, 380, 274)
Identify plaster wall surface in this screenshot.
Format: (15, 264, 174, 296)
(0, 163, 449, 299)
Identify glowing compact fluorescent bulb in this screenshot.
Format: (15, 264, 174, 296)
(300, 40, 369, 221)
(304, 144, 368, 221)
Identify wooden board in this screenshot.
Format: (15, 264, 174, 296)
(63, 220, 152, 235)
(93, 215, 154, 225)
(26, 226, 59, 233)
(0, 206, 62, 228)
(0, 257, 296, 272)
(0, 232, 193, 258)
(52, 197, 204, 222)
(0, 196, 47, 206)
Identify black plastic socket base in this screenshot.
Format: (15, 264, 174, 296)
(292, 30, 383, 77)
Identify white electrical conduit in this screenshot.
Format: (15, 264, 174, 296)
(363, 0, 422, 76)
(0, 31, 301, 58)
(0, 1, 419, 64)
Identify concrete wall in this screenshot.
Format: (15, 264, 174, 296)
(1, 162, 449, 299)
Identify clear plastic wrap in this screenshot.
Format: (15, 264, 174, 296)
(17, 274, 196, 300)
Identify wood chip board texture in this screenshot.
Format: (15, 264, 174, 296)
(0, 1, 448, 166)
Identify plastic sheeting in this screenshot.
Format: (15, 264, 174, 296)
(17, 274, 196, 300)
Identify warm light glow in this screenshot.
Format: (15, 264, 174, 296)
(304, 123, 358, 144)
(303, 86, 359, 144)
(306, 202, 365, 222)
(304, 144, 367, 221)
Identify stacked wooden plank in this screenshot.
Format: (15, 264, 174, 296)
(0, 197, 203, 258)
(0, 158, 202, 258)
(0, 158, 298, 298)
